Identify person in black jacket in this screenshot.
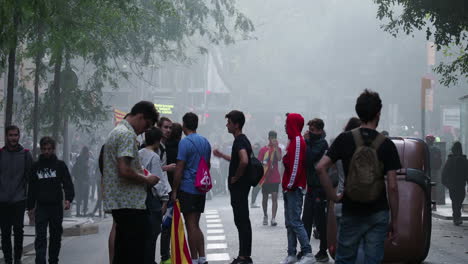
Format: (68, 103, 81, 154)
(301, 118, 329, 262)
(72, 146, 90, 216)
(27, 136, 75, 264)
(442, 141, 468, 226)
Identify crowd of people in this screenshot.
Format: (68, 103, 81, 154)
(0, 89, 467, 264)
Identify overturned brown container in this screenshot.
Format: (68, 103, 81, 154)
(327, 137, 432, 263)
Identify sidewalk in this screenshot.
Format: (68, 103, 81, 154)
(431, 193, 468, 220)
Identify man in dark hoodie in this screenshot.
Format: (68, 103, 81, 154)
(27, 136, 75, 264)
(281, 113, 314, 264)
(442, 141, 468, 226)
(0, 125, 33, 264)
(301, 118, 329, 262)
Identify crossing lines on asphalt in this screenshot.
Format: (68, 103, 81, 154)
(205, 209, 230, 262)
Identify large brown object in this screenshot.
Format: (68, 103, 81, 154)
(327, 138, 432, 263)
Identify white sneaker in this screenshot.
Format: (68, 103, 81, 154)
(280, 255, 298, 264)
(296, 253, 315, 264)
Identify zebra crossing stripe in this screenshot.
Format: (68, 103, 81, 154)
(205, 209, 230, 262)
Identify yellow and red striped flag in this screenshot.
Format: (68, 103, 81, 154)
(114, 109, 126, 126)
(171, 200, 192, 264)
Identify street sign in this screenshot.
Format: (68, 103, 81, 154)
(427, 42, 436, 66)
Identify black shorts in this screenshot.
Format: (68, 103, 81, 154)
(178, 191, 206, 213)
(262, 183, 279, 194)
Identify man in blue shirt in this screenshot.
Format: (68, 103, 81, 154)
(172, 112, 211, 264)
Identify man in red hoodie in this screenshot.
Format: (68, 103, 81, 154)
(281, 113, 315, 264)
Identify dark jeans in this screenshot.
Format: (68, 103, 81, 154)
(302, 190, 327, 253)
(34, 204, 63, 264)
(335, 210, 389, 264)
(251, 185, 261, 205)
(229, 183, 252, 257)
(449, 187, 466, 219)
(112, 209, 148, 264)
(0, 200, 26, 263)
(145, 191, 162, 264)
(160, 224, 171, 261)
(75, 183, 89, 215)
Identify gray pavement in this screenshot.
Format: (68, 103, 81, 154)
(1, 193, 467, 264)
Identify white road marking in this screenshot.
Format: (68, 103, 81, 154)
(204, 209, 230, 261)
(205, 214, 220, 219)
(207, 235, 226, 241)
(207, 223, 223, 228)
(207, 229, 224, 234)
(207, 253, 230, 261)
(206, 243, 228, 250)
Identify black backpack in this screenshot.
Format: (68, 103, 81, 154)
(248, 153, 264, 187)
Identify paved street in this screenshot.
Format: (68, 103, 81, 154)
(1, 194, 466, 264)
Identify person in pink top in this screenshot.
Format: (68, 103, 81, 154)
(257, 130, 282, 226)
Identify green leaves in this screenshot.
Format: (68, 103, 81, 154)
(374, 0, 468, 86)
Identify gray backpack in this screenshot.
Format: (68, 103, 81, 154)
(345, 129, 386, 203)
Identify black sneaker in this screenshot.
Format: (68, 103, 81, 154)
(313, 228, 320, 239)
(230, 257, 253, 264)
(296, 251, 303, 260)
(315, 251, 329, 262)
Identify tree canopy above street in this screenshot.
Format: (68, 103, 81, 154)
(374, 0, 468, 86)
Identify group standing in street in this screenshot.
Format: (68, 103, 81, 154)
(2, 89, 466, 264)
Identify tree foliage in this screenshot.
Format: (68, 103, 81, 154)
(374, 0, 468, 86)
(1, 0, 254, 140)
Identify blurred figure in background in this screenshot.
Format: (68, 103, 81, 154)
(442, 141, 468, 226)
(73, 146, 90, 216)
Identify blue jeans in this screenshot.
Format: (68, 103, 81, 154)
(284, 189, 312, 256)
(335, 210, 389, 264)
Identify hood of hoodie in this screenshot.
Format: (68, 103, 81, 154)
(285, 113, 304, 139)
(2, 144, 25, 152)
(38, 153, 58, 163)
(448, 154, 467, 160)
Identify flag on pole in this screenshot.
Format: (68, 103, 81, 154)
(171, 200, 192, 264)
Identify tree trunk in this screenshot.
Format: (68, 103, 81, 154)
(62, 117, 69, 165)
(52, 49, 63, 140)
(5, 3, 20, 128)
(5, 48, 16, 127)
(33, 22, 44, 159)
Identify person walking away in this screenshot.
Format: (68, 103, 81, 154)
(442, 141, 468, 226)
(139, 127, 172, 264)
(280, 113, 314, 264)
(102, 101, 160, 264)
(316, 90, 400, 264)
(172, 112, 211, 264)
(157, 117, 177, 264)
(0, 125, 33, 264)
(27, 136, 75, 264)
(72, 146, 90, 216)
(300, 118, 329, 262)
(213, 110, 253, 264)
(257, 131, 282, 226)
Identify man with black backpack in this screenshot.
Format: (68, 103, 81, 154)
(316, 90, 400, 264)
(213, 110, 253, 264)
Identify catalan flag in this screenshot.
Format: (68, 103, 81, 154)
(114, 109, 126, 126)
(171, 200, 192, 264)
